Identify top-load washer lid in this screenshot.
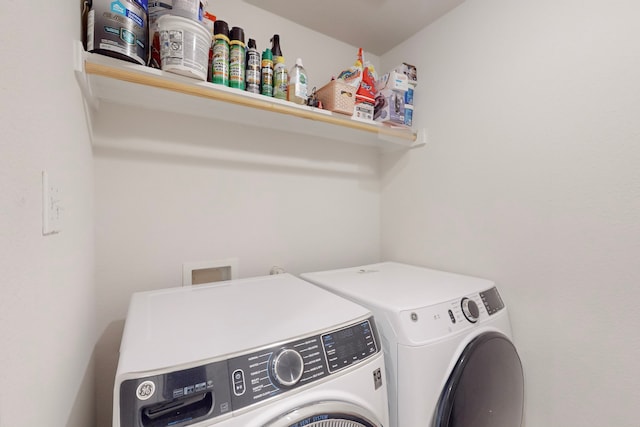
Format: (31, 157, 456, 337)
(117, 273, 371, 375)
(301, 262, 495, 312)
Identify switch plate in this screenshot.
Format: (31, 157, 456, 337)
(42, 171, 62, 235)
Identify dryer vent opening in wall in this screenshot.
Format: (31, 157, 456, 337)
(183, 258, 239, 286)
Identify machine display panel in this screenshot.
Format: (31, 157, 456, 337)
(480, 287, 505, 315)
(322, 320, 378, 373)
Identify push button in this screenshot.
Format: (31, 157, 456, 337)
(448, 309, 456, 324)
(232, 369, 246, 396)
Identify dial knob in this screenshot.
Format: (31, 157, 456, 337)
(461, 297, 480, 323)
(271, 349, 304, 387)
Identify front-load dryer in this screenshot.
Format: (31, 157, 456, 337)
(113, 273, 389, 427)
(301, 262, 524, 427)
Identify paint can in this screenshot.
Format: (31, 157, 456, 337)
(86, 0, 149, 65)
(158, 14, 210, 80)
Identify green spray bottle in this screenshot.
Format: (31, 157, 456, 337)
(271, 34, 288, 100)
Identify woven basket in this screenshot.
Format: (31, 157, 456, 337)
(316, 80, 356, 115)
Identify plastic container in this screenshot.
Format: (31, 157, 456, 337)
(202, 12, 216, 82)
(271, 35, 287, 100)
(315, 80, 356, 115)
(86, 0, 148, 65)
(170, 0, 207, 21)
(149, 0, 171, 23)
(273, 57, 288, 100)
(148, 0, 172, 69)
(271, 34, 283, 58)
(158, 15, 210, 81)
(229, 27, 246, 89)
(287, 58, 308, 105)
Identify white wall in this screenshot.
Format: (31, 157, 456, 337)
(9, 1, 635, 425)
(93, 3, 382, 426)
(381, 1, 640, 426)
(0, 1, 95, 427)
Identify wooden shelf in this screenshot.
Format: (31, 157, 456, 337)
(73, 42, 425, 150)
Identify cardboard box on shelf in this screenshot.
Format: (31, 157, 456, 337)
(404, 104, 413, 127)
(353, 102, 374, 122)
(376, 71, 409, 93)
(404, 84, 414, 106)
(374, 89, 405, 125)
(394, 63, 417, 85)
(374, 71, 409, 126)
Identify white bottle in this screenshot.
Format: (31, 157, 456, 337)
(288, 58, 308, 105)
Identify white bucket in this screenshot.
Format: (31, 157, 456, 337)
(149, 0, 207, 23)
(158, 15, 210, 81)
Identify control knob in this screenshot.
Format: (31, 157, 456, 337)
(271, 349, 304, 387)
(461, 297, 480, 323)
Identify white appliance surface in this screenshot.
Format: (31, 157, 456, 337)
(301, 262, 522, 427)
(302, 261, 495, 312)
(114, 273, 389, 427)
(118, 273, 370, 374)
(301, 261, 499, 346)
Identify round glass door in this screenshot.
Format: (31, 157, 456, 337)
(265, 401, 382, 427)
(435, 331, 524, 427)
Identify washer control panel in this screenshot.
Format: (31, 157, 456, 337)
(400, 286, 507, 344)
(228, 317, 379, 410)
(446, 286, 505, 325)
(322, 319, 378, 373)
(461, 297, 480, 323)
(479, 286, 505, 315)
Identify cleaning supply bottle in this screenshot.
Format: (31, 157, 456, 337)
(212, 20, 229, 85)
(229, 26, 246, 89)
(287, 57, 308, 105)
(203, 12, 216, 82)
(273, 56, 288, 100)
(271, 34, 288, 100)
(245, 38, 260, 93)
(261, 48, 274, 97)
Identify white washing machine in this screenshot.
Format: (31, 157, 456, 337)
(301, 262, 524, 427)
(113, 274, 390, 427)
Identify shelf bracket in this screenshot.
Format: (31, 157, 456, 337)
(415, 128, 428, 147)
(73, 41, 98, 144)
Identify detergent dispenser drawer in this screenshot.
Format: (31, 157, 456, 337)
(118, 360, 232, 427)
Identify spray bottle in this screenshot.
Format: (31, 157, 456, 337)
(271, 34, 288, 100)
(245, 38, 260, 93)
(212, 20, 229, 85)
(229, 26, 246, 89)
(261, 48, 274, 97)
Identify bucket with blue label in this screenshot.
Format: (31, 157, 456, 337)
(86, 0, 149, 65)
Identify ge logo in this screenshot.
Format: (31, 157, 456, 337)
(136, 381, 156, 400)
